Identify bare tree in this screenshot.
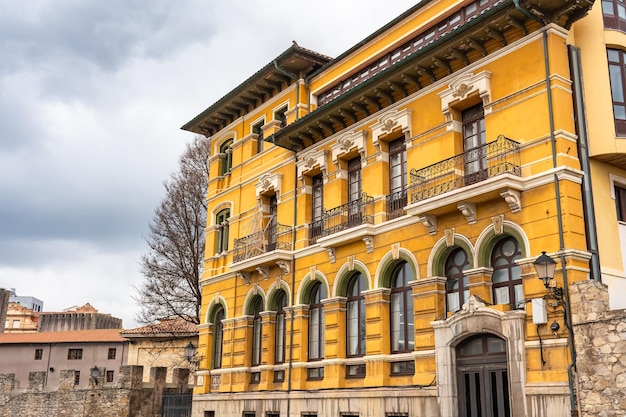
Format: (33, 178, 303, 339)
(135, 135, 210, 325)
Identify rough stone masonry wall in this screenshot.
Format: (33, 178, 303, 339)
(571, 280, 626, 417)
(0, 365, 191, 417)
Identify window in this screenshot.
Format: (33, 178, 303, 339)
(108, 348, 116, 360)
(307, 367, 324, 380)
(275, 290, 287, 364)
(243, 413, 256, 417)
(390, 360, 415, 376)
(106, 370, 114, 383)
(491, 237, 523, 309)
(616, 185, 626, 221)
(219, 139, 233, 175)
(74, 371, 80, 385)
(310, 174, 324, 242)
(387, 138, 407, 219)
(308, 281, 326, 361)
(273, 370, 285, 382)
(12, 320, 19, 328)
(347, 157, 362, 226)
(267, 413, 280, 417)
(68, 349, 83, 360)
(253, 120, 265, 154)
(603, 0, 626, 31)
(346, 273, 366, 357)
(390, 262, 414, 353)
(445, 248, 470, 313)
(608, 49, 626, 136)
(346, 363, 366, 378)
(34, 349, 43, 360)
(250, 372, 261, 384)
(274, 106, 288, 127)
(462, 104, 487, 185)
(204, 412, 215, 417)
(212, 306, 225, 369)
(251, 296, 263, 367)
(216, 209, 230, 253)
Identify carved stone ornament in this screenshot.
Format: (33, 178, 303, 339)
(417, 214, 437, 235)
(457, 202, 477, 224)
(392, 243, 400, 260)
(253, 283, 259, 295)
(310, 265, 317, 278)
(383, 118, 397, 132)
(327, 247, 336, 263)
(256, 266, 270, 281)
(453, 83, 473, 99)
(444, 228, 455, 247)
(492, 215, 504, 235)
(461, 295, 486, 313)
(276, 260, 290, 275)
(213, 292, 220, 305)
(500, 189, 522, 213)
(363, 236, 374, 253)
(348, 255, 355, 271)
(239, 272, 251, 285)
(255, 173, 282, 199)
(371, 109, 413, 151)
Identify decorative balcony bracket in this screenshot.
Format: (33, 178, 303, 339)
(500, 189, 522, 213)
(256, 266, 270, 280)
(363, 236, 374, 253)
(417, 214, 438, 235)
(238, 272, 251, 285)
(457, 202, 477, 224)
(327, 248, 336, 263)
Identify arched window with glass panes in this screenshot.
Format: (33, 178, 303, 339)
(390, 261, 414, 353)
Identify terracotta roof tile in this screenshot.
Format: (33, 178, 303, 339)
(120, 317, 198, 337)
(0, 329, 126, 344)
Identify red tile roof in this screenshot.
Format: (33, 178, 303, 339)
(0, 329, 126, 344)
(120, 317, 198, 337)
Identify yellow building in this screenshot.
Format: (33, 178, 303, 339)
(568, 0, 626, 311)
(182, 0, 598, 416)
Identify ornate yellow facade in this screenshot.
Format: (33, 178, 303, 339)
(182, 0, 604, 416)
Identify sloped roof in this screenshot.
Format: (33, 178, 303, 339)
(120, 317, 198, 338)
(0, 329, 126, 344)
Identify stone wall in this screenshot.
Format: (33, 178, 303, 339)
(571, 280, 626, 417)
(0, 365, 192, 417)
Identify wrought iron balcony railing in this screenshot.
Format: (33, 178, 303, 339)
(232, 222, 293, 263)
(310, 193, 375, 243)
(386, 189, 408, 220)
(408, 135, 521, 203)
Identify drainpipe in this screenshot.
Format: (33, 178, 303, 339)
(273, 61, 300, 122)
(568, 45, 602, 282)
(286, 156, 298, 417)
(513, 1, 578, 413)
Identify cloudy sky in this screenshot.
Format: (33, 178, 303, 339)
(0, 1, 414, 328)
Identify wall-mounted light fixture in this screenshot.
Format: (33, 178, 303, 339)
(90, 365, 101, 386)
(185, 341, 203, 369)
(533, 251, 563, 300)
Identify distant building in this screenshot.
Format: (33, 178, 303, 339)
(4, 302, 38, 333)
(38, 303, 122, 332)
(0, 329, 128, 388)
(0, 288, 9, 333)
(8, 288, 43, 312)
(121, 317, 198, 383)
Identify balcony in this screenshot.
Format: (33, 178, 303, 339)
(231, 222, 293, 271)
(310, 194, 375, 246)
(386, 190, 408, 220)
(408, 135, 521, 203)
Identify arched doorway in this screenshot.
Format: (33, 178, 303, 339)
(457, 334, 510, 417)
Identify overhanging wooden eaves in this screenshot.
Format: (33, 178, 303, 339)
(267, 0, 594, 152)
(181, 45, 332, 136)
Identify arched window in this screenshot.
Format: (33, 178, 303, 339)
(491, 236, 522, 309)
(212, 306, 225, 369)
(445, 248, 470, 313)
(215, 209, 230, 253)
(251, 296, 263, 366)
(308, 281, 326, 361)
(274, 290, 287, 364)
(219, 139, 233, 175)
(346, 272, 366, 357)
(390, 261, 414, 353)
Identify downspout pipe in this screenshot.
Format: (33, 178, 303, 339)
(286, 155, 298, 417)
(273, 61, 300, 122)
(513, 1, 578, 413)
(569, 45, 602, 282)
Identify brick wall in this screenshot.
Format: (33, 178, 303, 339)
(0, 365, 192, 417)
(571, 280, 626, 417)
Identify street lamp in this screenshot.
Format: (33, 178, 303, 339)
(90, 365, 100, 385)
(533, 251, 563, 299)
(184, 342, 197, 363)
